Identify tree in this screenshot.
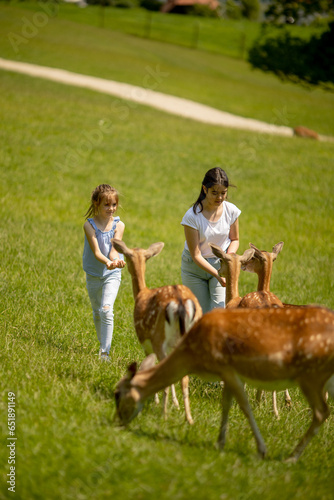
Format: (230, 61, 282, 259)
(264, 0, 334, 24)
(248, 21, 334, 91)
(241, 0, 260, 20)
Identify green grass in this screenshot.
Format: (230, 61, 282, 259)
(3, 1, 326, 58)
(0, 6, 334, 500)
(1, 2, 334, 136)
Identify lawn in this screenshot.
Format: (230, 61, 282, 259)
(0, 4, 334, 500)
(1, 2, 334, 136)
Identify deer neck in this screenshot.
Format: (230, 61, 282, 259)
(131, 275, 146, 298)
(133, 347, 190, 401)
(257, 258, 272, 292)
(225, 262, 240, 304)
(129, 257, 147, 298)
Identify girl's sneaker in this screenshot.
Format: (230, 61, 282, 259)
(100, 352, 110, 362)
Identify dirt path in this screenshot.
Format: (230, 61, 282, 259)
(0, 57, 329, 140)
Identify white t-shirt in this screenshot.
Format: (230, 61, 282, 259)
(181, 201, 241, 258)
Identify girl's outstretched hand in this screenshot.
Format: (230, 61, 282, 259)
(106, 259, 126, 270)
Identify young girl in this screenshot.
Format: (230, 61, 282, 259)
(83, 184, 125, 361)
(181, 167, 241, 314)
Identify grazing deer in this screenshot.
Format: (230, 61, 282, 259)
(115, 306, 334, 461)
(214, 241, 290, 416)
(111, 238, 202, 425)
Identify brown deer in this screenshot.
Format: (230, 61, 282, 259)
(241, 242, 284, 293)
(111, 238, 202, 425)
(208, 247, 255, 309)
(241, 242, 303, 308)
(211, 241, 290, 416)
(115, 306, 334, 461)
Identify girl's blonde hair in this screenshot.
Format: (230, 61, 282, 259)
(85, 184, 119, 219)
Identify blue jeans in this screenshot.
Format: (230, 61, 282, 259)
(181, 249, 225, 314)
(86, 271, 121, 354)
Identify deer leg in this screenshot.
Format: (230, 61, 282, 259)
(162, 386, 170, 420)
(288, 384, 330, 462)
(285, 389, 292, 407)
(217, 383, 233, 450)
(154, 393, 160, 405)
(222, 374, 267, 458)
(219, 372, 267, 458)
(181, 376, 194, 425)
(171, 384, 180, 410)
(256, 389, 264, 404)
(272, 391, 279, 418)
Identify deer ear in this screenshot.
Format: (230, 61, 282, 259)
(145, 242, 164, 259)
(111, 238, 133, 257)
(249, 243, 265, 262)
(209, 243, 225, 259)
(240, 248, 255, 264)
(127, 362, 138, 379)
(272, 241, 284, 256)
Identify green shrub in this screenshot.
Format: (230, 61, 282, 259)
(188, 4, 221, 18)
(248, 21, 334, 90)
(140, 0, 161, 11)
(225, 0, 242, 19)
(241, 0, 260, 20)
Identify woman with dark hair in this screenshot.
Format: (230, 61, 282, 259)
(181, 168, 241, 313)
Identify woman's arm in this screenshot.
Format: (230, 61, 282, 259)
(184, 225, 226, 286)
(226, 219, 239, 254)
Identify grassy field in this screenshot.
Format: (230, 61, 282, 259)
(1, 4, 334, 500)
(2, 1, 327, 58)
(1, 2, 334, 136)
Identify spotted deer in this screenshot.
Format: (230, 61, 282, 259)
(111, 238, 202, 424)
(241, 242, 304, 309)
(209, 242, 290, 417)
(208, 247, 255, 309)
(115, 306, 334, 461)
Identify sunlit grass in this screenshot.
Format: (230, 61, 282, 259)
(0, 11, 333, 500)
(1, 2, 334, 135)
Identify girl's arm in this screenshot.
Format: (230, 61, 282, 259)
(84, 220, 114, 267)
(226, 219, 239, 254)
(184, 225, 226, 287)
(109, 221, 126, 268)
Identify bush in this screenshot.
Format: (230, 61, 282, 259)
(248, 21, 334, 91)
(224, 0, 242, 19)
(188, 3, 221, 17)
(241, 0, 260, 21)
(140, 0, 161, 11)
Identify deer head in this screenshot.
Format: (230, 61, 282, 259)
(111, 238, 164, 295)
(115, 355, 157, 425)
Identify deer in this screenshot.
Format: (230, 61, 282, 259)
(209, 242, 290, 417)
(241, 242, 306, 309)
(210, 247, 255, 309)
(241, 241, 328, 405)
(111, 238, 202, 425)
(115, 305, 334, 462)
(240, 242, 284, 296)
(209, 246, 283, 310)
